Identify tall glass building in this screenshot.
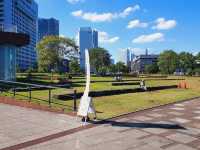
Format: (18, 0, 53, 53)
(0, 0, 38, 71)
(38, 18, 59, 42)
(79, 27, 98, 70)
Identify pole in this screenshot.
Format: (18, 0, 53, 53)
(49, 89, 51, 107)
(29, 86, 31, 102)
(13, 87, 16, 97)
(73, 90, 77, 111)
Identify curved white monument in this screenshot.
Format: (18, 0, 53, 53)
(77, 49, 96, 120)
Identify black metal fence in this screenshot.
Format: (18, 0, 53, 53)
(0, 80, 78, 111)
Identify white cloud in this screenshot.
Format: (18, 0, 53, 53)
(71, 10, 83, 17)
(127, 19, 148, 29)
(119, 5, 140, 18)
(71, 5, 140, 22)
(153, 18, 177, 30)
(67, 0, 84, 4)
(99, 31, 119, 44)
(132, 32, 164, 43)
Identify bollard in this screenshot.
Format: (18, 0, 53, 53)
(13, 87, 16, 97)
(48, 89, 51, 107)
(29, 86, 32, 101)
(73, 90, 77, 112)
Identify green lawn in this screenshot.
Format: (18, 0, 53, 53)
(1, 75, 200, 119)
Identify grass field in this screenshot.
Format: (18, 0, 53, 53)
(1, 75, 200, 119)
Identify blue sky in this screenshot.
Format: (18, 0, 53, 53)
(35, 0, 200, 61)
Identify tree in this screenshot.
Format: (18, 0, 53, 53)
(115, 61, 128, 73)
(179, 52, 195, 72)
(89, 47, 111, 73)
(69, 59, 80, 74)
(37, 36, 78, 72)
(145, 63, 159, 74)
(98, 66, 108, 76)
(195, 52, 200, 60)
(158, 50, 179, 74)
(109, 64, 117, 73)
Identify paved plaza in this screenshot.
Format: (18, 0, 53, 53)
(0, 103, 81, 150)
(1, 98, 200, 150)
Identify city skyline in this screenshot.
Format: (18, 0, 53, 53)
(35, 0, 200, 62)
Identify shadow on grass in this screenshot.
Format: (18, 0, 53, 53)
(93, 120, 186, 130)
(55, 85, 178, 100)
(72, 79, 141, 84)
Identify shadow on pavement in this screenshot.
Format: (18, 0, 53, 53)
(92, 120, 186, 130)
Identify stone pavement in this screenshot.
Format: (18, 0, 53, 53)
(1, 98, 200, 150)
(0, 103, 81, 149)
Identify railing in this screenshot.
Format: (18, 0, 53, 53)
(0, 80, 77, 112)
(0, 24, 17, 33)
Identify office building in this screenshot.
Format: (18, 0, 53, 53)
(131, 49, 158, 73)
(0, 0, 38, 71)
(38, 18, 59, 41)
(121, 48, 132, 66)
(131, 53, 135, 61)
(79, 27, 98, 70)
(0, 25, 29, 80)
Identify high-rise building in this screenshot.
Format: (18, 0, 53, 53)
(0, 0, 38, 71)
(79, 27, 98, 70)
(92, 30, 98, 48)
(131, 53, 135, 61)
(121, 48, 131, 66)
(38, 18, 59, 42)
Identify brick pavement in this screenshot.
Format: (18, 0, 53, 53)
(1, 97, 200, 150)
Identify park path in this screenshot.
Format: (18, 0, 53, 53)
(0, 102, 83, 150)
(1, 97, 200, 150)
(23, 98, 200, 150)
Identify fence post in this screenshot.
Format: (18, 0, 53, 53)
(48, 89, 51, 107)
(13, 87, 16, 97)
(73, 90, 77, 112)
(29, 86, 32, 102)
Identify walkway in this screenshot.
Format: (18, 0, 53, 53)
(0, 103, 81, 149)
(1, 97, 200, 150)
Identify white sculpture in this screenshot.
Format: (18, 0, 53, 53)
(77, 49, 96, 122)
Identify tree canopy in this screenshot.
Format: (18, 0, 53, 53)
(37, 36, 78, 72)
(145, 63, 159, 74)
(115, 61, 128, 73)
(89, 47, 111, 74)
(69, 59, 80, 74)
(158, 50, 179, 74)
(179, 52, 195, 72)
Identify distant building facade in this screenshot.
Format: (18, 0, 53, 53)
(120, 48, 133, 71)
(38, 18, 59, 41)
(131, 53, 135, 62)
(79, 27, 98, 70)
(131, 50, 158, 73)
(0, 0, 38, 70)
